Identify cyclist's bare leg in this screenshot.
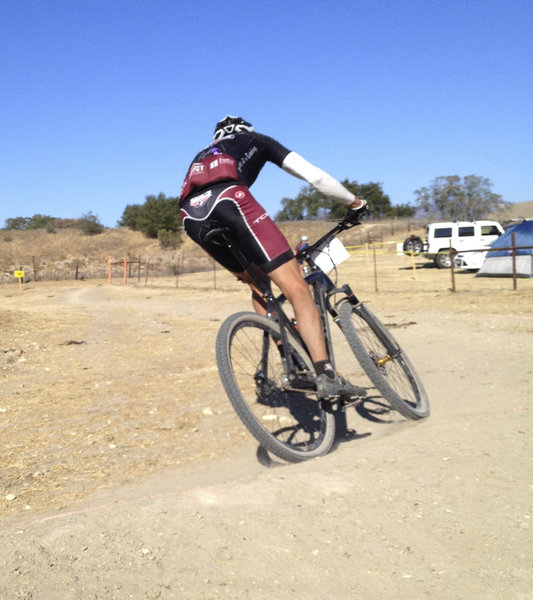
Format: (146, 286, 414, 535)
(235, 259, 328, 363)
(236, 263, 365, 398)
(235, 267, 269, 315)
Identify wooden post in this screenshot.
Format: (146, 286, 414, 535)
(123, 258, 127, 285)
(107, 256, 112, 284)
(175, 252, 181, 288)
(450, 242, 456, 292)
(511, 232, 517, 291)
(145, 258, 150, 287)
(138, 255, 141, 282)
(14, 268, 24, 291)
(373, 242, 378, 293)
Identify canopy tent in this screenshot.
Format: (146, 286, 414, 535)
(477, 220, 533, 278)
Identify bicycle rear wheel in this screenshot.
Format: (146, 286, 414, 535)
(216, 311, 335, 462)
(338, 301, 429, 420)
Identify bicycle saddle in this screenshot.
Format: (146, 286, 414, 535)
(202, 227, 233, 245)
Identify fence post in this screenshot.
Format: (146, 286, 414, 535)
(450, 242, 456, 292)
(511, 232, 517, 291)
(144, 258, 150, 286)
(373, 242, 378, 292)
(175, 252, 182, 288)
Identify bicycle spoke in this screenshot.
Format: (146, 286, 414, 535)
(216, 312, 336, 461)
(338, 302, 429, 420)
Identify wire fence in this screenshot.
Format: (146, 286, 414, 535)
(3, 232, 532, 293)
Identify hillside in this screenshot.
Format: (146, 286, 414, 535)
(492, 199, 533, 221)
(0, 219, 422, 282)
(1, 200, 531, 282)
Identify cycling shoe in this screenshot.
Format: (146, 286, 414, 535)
(315, 373, 366, 400)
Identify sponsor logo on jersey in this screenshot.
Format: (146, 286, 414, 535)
(210, 156, 236, 170)
(253, 212, 269, 225)
(238, 146, 258, 171)
(190, 190, 212, 207)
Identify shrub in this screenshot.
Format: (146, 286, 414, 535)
(157, 228, 181, 249)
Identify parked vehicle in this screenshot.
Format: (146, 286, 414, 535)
(453, 250, 487, 271)
(423, 220, 504, 268)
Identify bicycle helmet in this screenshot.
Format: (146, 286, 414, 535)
(213, 115, 254, 140)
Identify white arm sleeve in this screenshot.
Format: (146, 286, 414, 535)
(281, 151, 355, 206)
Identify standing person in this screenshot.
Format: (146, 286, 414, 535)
(179, 116, 367, 399)
(295, 235, 309, 254)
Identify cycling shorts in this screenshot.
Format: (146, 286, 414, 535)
(180, 183, 294, 274)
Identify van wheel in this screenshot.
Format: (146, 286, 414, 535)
(435, 251, 453, 269)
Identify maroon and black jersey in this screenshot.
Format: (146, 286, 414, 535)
(179, 132, 291, 204)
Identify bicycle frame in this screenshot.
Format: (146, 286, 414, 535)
(207, 215, 364, 387)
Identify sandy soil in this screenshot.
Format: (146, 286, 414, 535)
(1, 254, 531, 599)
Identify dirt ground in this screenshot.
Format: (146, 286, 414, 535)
(1, 253, 532, 599)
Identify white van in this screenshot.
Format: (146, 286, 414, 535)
(424, 220, 504, 268)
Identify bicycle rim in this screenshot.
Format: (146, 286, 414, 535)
(216, 312, 335, 462)
(338, 302, 429, 420)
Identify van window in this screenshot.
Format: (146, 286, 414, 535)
(458, 226, 475, 236)
(481, 225, 501, 236)
(434, 227, 452, 238)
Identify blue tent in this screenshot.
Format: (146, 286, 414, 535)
(477, 220, 533, 277)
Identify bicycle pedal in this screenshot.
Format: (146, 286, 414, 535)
(283, 376, 316, 391)
(341, 396, 365, 410)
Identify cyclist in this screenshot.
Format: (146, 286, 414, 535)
(179, 115, 367, 399)
(295, 235, 309, 254)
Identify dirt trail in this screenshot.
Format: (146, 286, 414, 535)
(0, 264, 531, 599)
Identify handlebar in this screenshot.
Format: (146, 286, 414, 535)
(295, 208, 364, 263)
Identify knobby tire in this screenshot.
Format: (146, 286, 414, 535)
(338, 302, 430, 420)
(216, 312, 336, 462)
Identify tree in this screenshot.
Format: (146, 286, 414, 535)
(274, 180, 409, 221)
(4, 214, 56, 230)
(276, 186, 325, 221)
(77, 212, 104, 236)
(118, 204, 144, 231)
(118, 193, 181, 241)
(413, 175, 508, 220)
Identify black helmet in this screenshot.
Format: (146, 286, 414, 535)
(213, 115, 254, 140)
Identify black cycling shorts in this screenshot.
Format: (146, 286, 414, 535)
(180, 183, 294, 274)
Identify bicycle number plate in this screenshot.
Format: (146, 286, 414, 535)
(312, 237, 350, 273)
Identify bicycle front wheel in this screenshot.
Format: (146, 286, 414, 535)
(338, 302, 429, 420)
(216, 312, 335, 462)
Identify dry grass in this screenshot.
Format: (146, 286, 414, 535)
(1, 242, 532, 516)
(1, 200, 532, 283)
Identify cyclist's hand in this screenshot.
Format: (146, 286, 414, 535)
(346, 198, 368, 223)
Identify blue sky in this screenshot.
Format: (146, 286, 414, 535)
(2, 0, 532, 227)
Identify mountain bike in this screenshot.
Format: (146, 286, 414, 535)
(213, 213, 429, 463)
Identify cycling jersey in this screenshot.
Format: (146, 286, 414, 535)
(179, 132, 290, 204)
(179, 129, 358, 274)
